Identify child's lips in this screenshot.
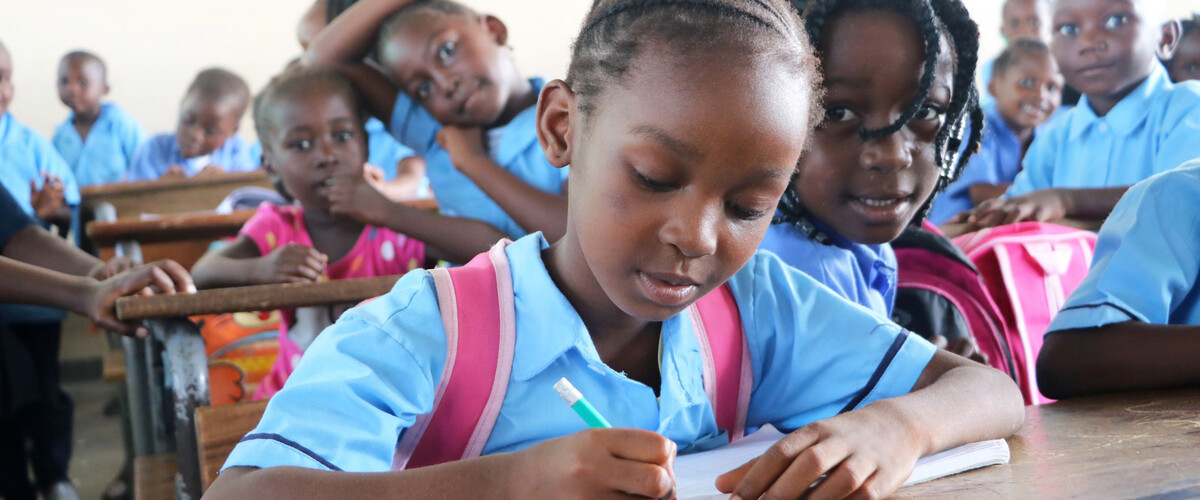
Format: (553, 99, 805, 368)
(1075, 62, 1116, 79)
(637, 270, 700, 308)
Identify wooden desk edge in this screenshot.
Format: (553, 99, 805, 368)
(116, 275, 404, 320)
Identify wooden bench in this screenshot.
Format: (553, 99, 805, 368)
(195, 400, 268, 491)
(133, 454, 179, 500)
(116, 276, 403, 499)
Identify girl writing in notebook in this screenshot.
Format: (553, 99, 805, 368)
(208, 1, 1023, 499)
(190, 66, 504, 398)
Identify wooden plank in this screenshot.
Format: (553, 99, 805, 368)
(897, 389, 1200, 498)
(116, 275, 402, 320)
(102, 348, 126, 383)
(86, 210, 256, 246)
(80, 171, 272, 217)
(133, 453, 177, 500)
(195, 400, 268, 490)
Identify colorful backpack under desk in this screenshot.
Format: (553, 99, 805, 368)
(952, 222, 1098, 405)
(391, 240, 753, 469)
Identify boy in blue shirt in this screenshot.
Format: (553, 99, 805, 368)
(980, 0, 1053, 108)
(52, 51, 147, 187)
(1164, 13, 1199, 83)
(126, 68, 256, 182)
(308, 0, 569, 241)
(931, 40, 1063, 225)
(963, 0, 1200, 228)
(1038, 159, 1200, 399)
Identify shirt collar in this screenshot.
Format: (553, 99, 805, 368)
(1070, 62, 1171, 140)
(493, 77, 546, 166)
(508, 232, 589, 381)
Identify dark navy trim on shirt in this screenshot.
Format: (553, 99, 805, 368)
(839, 330, 910, 414)
(239, 433, 343, 471)
(1053, 302, 1141, 324)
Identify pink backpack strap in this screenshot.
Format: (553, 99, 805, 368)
(392, 240, 516, 469)
(686, 284, 752, 442)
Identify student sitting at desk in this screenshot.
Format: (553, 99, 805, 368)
(1038, 158, 1200, 399)
(52, 50, 147, 187)
(208, 2, 1023, 499)
(126, 68, 256, 182)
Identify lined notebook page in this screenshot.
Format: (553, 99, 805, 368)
(675, 425, 1010, 499)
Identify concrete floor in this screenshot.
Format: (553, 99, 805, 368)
(60, 313, 126, 500)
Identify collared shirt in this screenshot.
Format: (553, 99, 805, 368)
(929, 103, 1024, 225)
(1007, 63, 1200, 197)
(125, 132, 256, 182)
(1047, 159, 1200, 333)
(759, 220, 897, 318)
(223, 233, 934, 473)
(389, 78, 569, 239)
(978, 57, 996, 109)
(52, 102, 147, 187)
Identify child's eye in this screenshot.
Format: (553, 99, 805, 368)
(823, 107, 858, 124)
(438, 41, 456, 64)
(416, 81, 433, 100)
(915, 105, 944, 121)
(333, 131, 353, 142)
(1056, 23, 1079, 37)
(1019, 78, 1037, 89)
(1104, 14, 1130, 30)
(632, 169, 676, 192)
(289, 140, 312, 151)
(726, 202, 768, 221)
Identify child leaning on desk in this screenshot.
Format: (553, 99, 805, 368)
(206, 1, 1024, 499)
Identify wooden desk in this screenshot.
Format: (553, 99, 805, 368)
(88, 210, 255, 270)
(896, 389, 1200, 498)
(80, 171, 272, 218)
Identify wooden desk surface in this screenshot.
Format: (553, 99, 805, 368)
(896, 389, 1200, 499)
(86, 210, 256, 245)
(115, 275, 403, 320)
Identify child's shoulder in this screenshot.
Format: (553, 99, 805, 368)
(99, 102, 142, 127)
(1131, 159, 1200, 200)
(1155, 79, 1200, 122)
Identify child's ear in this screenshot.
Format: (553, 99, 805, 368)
(1157, 19, 1183, 60)
(102, 82, 111, 96)
(987, 74, 999, 97)
(483, 15, 509, 46)
(536, 80, 575, 169)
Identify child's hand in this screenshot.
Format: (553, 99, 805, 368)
(716, 406, 922, 500)
(507, 428, 677, 499)
(162, 165, 188, 179)
(328, 172, 393, 227)
(435, 126, 488, 174)
(258, 244, 328, 284)
(930, 335, 988, 365)
(30, 174, 66, 221)
(363, 163, 386, 184)
(84, 260, 195, 337)
(196, 165, 226, 177)
(965, 190, 1068, 228)
(89, 256, 139, 280)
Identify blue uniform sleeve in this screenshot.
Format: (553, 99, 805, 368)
(1005, 128, 1058, 197)
(126, 136, 169, 182)
(389, 91, 442, 157)
(732, 252, 937, 432)
(1046, 166, 1200, 332)
(221, 271, 449, 473)
(120, 115, 148, 165)
(0, 187, 34, 251)
(1152, 82, 1200, 175)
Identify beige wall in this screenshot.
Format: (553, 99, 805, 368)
(1, 1, 1195, 140)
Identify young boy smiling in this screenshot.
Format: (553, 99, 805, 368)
(52, 51, 147, 187)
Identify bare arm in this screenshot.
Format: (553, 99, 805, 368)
(1057, 187, 1129, 220)
(454, 155, 568, 242)
(967, 183, 1010, 206)
(1038, 322, 1200, 399)
(3, 224, 103, 277)
(967, 186, 1129, 228)
(191, 236, 327, 289)
(296, 0, 326, 49)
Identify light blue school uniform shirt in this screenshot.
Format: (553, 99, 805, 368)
(389, 78, 568, 239)
(929, 103, 1024, 225)
(52, 102, 147, 187)
(223, 233, 935, 472)
(979, 57, 996, 109)
(1046, 160, 1200, 334)
(760, 220, 897, 318)
(0, 112, 82, 323)
(125, 132, 256, 182)
(1006, 63, 1200, 197)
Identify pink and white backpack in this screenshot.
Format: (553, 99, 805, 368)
(952, 222, 1098, 405)
(391, 240, 753, 469)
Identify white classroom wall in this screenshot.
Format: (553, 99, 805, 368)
(1, 0, 1195, 140)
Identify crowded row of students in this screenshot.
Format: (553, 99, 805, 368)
(2, 0, 1199, 499)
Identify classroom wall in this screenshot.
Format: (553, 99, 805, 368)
(1, 0, 1195, 141)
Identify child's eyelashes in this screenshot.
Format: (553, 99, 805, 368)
(1104, 14, 1131, 30)
(823, 107, 858, 124)
(333, 131, 354, 142)
(915, 104, 945, 122)
(632, 169, 677, 192)
(726, 202, 769, 221)
(1056, 23, 1079, 38)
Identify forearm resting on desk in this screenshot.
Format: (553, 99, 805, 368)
(1038, 323, 1200, 399)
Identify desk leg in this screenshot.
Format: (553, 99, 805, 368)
(152, 319, 209, 500)
(121, 335, 154, 457)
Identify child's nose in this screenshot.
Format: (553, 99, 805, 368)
(1077, 27, 1108, 54)
(660, 199, 720, 258)
(860, 132, 912, 172)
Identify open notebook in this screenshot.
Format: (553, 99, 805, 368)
(675, 425, 1009, 499)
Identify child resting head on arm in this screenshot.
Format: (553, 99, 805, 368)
(207, 1, 1023, 499)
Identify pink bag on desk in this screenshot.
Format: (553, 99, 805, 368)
(391, 240, 753, 470)
(953, 222, 1098, 405)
